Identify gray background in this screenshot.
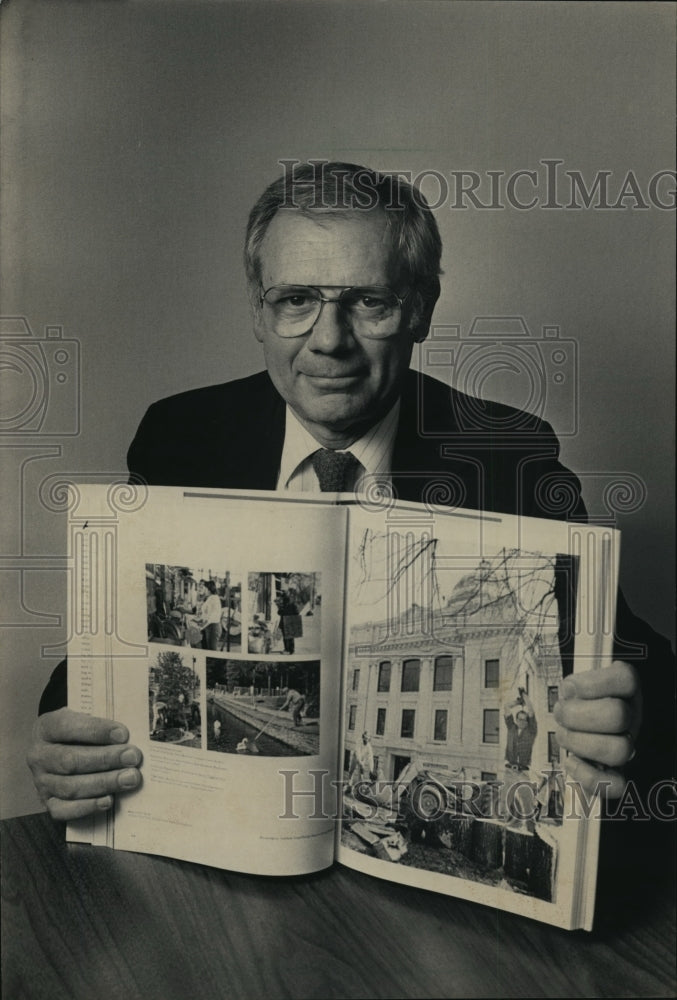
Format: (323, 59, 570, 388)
(1, 0, 674, 818)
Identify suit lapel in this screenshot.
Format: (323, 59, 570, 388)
(391, 370, 483, 509)
(219, 373, 286, 490)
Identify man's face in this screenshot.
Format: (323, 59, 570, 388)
(253, 210, 426, 448)
(516, 712, 528, 730)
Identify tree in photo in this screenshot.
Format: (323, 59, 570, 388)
(155, 650, 199, 701)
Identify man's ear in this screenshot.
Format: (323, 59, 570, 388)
(248, 285, 265, 343)
(408, 280, 441, 343)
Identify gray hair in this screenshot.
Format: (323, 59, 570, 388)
(244, 161, 442, 309)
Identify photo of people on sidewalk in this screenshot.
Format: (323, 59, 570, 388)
(247, 572, 321, 656)
(146, 563, 242, 652)
(148, 651, 202, 749)
(206, 658, 320, 757)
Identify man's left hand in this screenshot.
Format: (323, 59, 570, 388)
(554, 660, 641, 799)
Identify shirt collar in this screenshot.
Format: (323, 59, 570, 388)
(278, 400, 401, 490)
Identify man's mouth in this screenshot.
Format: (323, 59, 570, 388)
(300, 370, 364, 382)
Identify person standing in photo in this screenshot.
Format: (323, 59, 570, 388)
(198, 580, 222, 652)
(502, 689, 538, 829)
(348, 731, 376, 791)
(277, 589, 302, 655)
(281, 687, 305, 727)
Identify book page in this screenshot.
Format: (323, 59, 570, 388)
(67, 486, 346, 876)
(336, 500, 617, 930)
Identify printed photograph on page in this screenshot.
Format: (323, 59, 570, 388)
(340, 520, 580, 904)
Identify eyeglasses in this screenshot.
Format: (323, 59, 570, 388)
(259, 284, 408, 339)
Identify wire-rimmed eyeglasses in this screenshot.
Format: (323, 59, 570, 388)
(259, 284, 408, 338)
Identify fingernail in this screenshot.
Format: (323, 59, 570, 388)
(110, 726, 127, 744)
(96, 796, 113, 811)
(560, 678, 576, 701)
(119, 768, 139, 789)
(120, 748, 140, 766)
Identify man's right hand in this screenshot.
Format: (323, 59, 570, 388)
(27, 708, 143, 821)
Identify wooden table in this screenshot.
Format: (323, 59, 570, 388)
(2, 812, 675, 999)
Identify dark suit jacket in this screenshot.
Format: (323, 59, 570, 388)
(124, 369, 586, 521)
(40, 369, 674, 802)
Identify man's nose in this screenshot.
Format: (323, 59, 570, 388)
(306, 300, 354, 352)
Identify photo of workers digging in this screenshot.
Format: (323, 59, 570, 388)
(206, 658, 320, 757)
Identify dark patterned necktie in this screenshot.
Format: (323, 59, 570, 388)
(311, 449, 360, 492)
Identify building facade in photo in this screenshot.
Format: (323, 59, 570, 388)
(344, 557, 564, 784)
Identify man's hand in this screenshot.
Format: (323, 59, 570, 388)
(27, 708, 143, 821)
(554, 660, 641, 799)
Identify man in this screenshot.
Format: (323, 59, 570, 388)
(280, 687, 306, 728)
(348, 731, 376, 791)
(502, 691, 538, 829)
(196, 580, 222, 652)
(28, 161, 669, 823)
(504, 690, 537, 773)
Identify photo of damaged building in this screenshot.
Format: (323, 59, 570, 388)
(343, 547, 572, 793)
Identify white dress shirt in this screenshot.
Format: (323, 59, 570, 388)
(277, 400, 400, 494)
(200, 594, 223, 626)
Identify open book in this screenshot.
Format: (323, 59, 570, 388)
(66, 485, 618, 930)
